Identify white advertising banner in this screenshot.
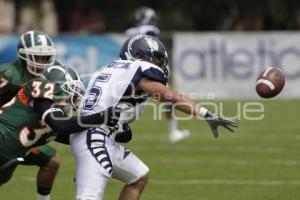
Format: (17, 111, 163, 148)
(173, 32, 300, 99)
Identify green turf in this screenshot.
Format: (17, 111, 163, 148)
(1, 99, 299, 200)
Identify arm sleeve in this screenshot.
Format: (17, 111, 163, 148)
(33, 98, 107, 136)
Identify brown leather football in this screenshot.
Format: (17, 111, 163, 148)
(256, 67, 285, 98)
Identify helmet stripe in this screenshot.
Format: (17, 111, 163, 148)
(20, 34, 26, 48)
(46, 36, 52, 46)
(23, 33, 32, 48)
(47, 65, 66, 74)
(39, 35, 48, 47)
(33, 31, 42, 46)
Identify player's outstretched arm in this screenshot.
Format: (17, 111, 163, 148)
(138, 78, 238, 137)
(33, 98, 119, 136)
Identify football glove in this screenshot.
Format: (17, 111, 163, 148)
(204, 111, 238, 138)
(105, 103, 131, 130)
(114, 124, 132, 143)
(104, 106, 121, 129)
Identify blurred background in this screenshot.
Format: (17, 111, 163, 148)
(1, 0, 300, 98)
(1, 0, 300, 34)
(1, 1, 300, 200)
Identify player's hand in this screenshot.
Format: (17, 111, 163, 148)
(104, 106, 121, 128)
(114, 124, 132, 143)
(204, 111, 238, 138)
(104, 104, 131, 129)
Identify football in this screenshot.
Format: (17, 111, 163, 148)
(256, 67, 285, 98)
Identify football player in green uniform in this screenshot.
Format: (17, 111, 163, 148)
(0, 65, 118, 199)
(0, 30, 61, 200)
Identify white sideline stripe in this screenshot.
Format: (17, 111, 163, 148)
(155, 158, 300, 166)
(150, 179, 300, 186)
(21, 177, 35, 182)
(133, 144, 290, 154)
(20, 176, 300, 186)
(256, 79, 275, 90)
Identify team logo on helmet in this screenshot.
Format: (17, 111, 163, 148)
(128, 35, 143, 51)
(145, 37, 159, 52)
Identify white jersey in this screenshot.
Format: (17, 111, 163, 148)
(79, 59, 167, 124)
(125, 24, 160, 37)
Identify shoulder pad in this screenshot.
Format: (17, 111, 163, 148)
(132, 60, 167, 85)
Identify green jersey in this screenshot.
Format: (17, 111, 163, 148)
(0, 60, 30, 106)
(0, 78, 63, 159)
(0, 60, 60, 106)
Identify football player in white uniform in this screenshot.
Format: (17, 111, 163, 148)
(125, 6, 191, 143)
(70, 35, 238, 200)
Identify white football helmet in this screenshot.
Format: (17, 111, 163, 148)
(18, 30, 56, 76)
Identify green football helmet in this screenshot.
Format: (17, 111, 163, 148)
(41, 65, 85, 110)
(18, 30, 56, 76)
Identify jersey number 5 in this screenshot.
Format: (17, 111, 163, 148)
(83, 84, 102, 110)
(83, 74, 110, 110)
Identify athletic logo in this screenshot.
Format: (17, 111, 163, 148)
(145, 37, 159, 52)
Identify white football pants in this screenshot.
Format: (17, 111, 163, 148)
(70, 127, 149, 200)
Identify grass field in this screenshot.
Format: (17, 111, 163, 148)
(0, 99, 299, 200)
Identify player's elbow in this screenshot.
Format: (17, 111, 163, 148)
(48, 121, 73, 136)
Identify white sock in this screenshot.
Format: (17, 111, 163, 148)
(168, 118, 177, 134)
(37, 194, 50, 200)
